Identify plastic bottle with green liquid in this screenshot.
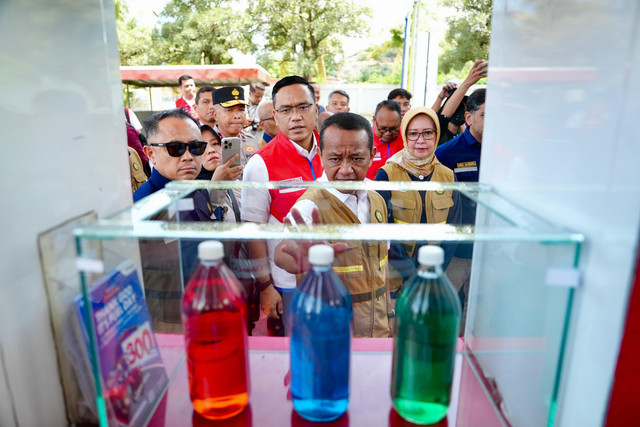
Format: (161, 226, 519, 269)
(391, 245, 461, 424)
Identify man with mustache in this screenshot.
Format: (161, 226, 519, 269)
(212, 86, 260, 169)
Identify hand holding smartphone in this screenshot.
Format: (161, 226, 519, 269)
(479, 60, 489, 77)
(221, 137, 242, 168)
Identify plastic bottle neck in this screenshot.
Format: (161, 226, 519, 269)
(417, 264, 443, 278)
(311, 264, 332, 273)
(200, 259, 222, 268)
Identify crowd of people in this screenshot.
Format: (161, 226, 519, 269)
(124, 64, 488, 337)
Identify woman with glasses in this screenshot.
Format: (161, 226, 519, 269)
(374, 107, 462, 303)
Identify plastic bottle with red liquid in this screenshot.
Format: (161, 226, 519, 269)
(182, 240, 250, 420)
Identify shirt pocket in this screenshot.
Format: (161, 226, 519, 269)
(390, 197, 417, 224)
(431, 195, 454, 224)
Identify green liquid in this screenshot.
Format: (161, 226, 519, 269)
(391, 269, 461, 425)
(393, 398, 449, 425)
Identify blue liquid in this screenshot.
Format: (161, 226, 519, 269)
(290, 268, 352, 422)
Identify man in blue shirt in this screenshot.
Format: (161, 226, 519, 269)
(133, 108, 220, 333)
(434, 89, 485, 317)
(435, 88, 485, 184)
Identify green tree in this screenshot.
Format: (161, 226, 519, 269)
(247, 0, 372, 81)
(341, 26, 403, 84)
(115, 0, 153, 65)
(438, 0, 492, 76)
(150, 0, 252, 65)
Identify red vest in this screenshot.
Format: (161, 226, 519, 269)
(254, 131, 323, 222)
(366, 131, 405, 180)
(175, 96, 196, 119)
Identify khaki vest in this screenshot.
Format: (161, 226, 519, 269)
(298, 189, 389, 338)
(381, 162, 455, 291)
(128, 147, 147, 193)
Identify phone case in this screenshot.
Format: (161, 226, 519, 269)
(222, 137, 242, 167)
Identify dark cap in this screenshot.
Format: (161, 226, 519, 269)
(212, 86, 250, 107)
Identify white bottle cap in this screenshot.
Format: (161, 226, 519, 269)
(198, 240, 224, 261)
(308, 244, 334, 265)
(417, 246, 444, 266)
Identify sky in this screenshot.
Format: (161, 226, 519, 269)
(126, 0, 420, 58)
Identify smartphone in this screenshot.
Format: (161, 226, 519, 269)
(221, 137, 242, 168)
(479, 61, 489, 76)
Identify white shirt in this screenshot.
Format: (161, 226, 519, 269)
(288, 173, 371, 225)
(241, 135, 319, 290)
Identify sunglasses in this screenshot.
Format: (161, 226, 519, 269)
(149, 141, 207, 157)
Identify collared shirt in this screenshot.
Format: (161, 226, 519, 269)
(213, 125, 260, 167)
(288, 174, 371, 225)
(133, 168, 171, 202)
(241, 133, 320, 291)
(260, 132, 274, 146)
(242, 134, 319, 224)
(435, 127, 481, 182)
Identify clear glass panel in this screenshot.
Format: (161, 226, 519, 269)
(73, 180, 581, 426)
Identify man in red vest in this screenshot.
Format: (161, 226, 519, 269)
(366, 99, 403, 179)
(241, 75, 323, 335)
(175, 74, 197, 119)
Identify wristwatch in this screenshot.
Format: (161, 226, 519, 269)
(255, 277, 274, 293)
(387, 309, 396, 319)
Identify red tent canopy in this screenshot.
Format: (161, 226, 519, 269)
(121, 65, 273, 87)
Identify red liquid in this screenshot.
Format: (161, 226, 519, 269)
(183, 275, 250, 420)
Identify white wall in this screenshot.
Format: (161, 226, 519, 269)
(0, 0, 131, 425)
(482, 1, 640, 425)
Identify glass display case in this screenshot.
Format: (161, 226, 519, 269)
(72, 179, 583, 427)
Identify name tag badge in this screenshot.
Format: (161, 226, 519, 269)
(454, 161, 478, 174)
(279, 177, 305, 194)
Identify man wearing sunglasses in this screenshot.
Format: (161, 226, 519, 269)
(135, 108, 223, 333)
(134, 109, 208, 202)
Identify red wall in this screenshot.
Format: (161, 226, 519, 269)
(605, 249, 640, 426)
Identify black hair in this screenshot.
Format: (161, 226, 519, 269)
(328, 89, 350, 104)
(178, 75, 194, 87)
(387, 88, 412, 101)
(466, 88, 486, 114)
(271, 75, 315, 107)
(195, 85, 215, 104)
(200, 124, 222, 143)
(448, 95, 468, 126)
(144, 108, 198, 140)
(319, 112, 373, 151)
(374, 99, 401, 117)
(249, 82, 266, 92)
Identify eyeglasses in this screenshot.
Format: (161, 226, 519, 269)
(406, 130, 437, 141)
(376, 126, 400, 134)
(373, 119, 399, 134)
(149, 141, 207, 157)
(274, 103, 314, 116)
